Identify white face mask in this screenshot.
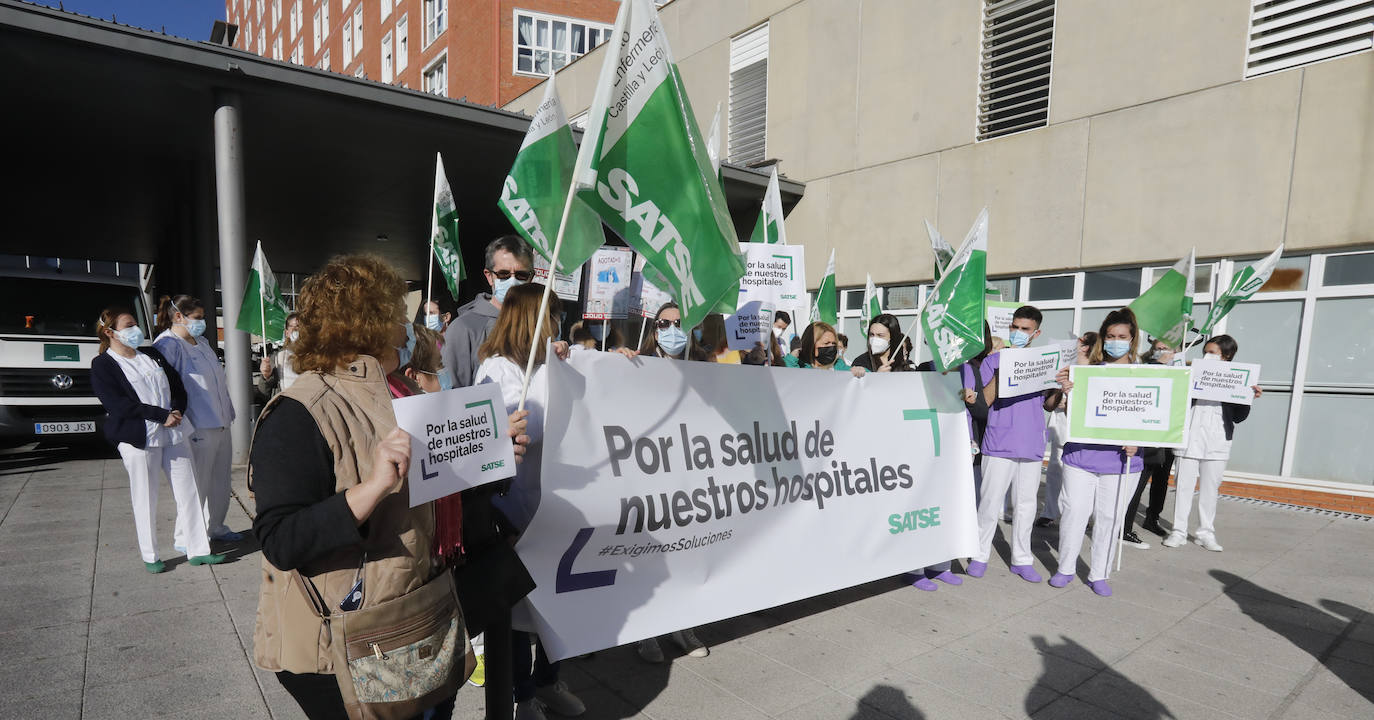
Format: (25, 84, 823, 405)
(772, 326, 784, 338)
(1204, 352, 1221, 361)
(868, 336, 890, 355)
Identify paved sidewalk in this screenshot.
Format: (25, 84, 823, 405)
(1, 445, 1370, 719)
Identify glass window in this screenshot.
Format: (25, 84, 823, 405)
(1323, 252, 1374, 287)
(1149, 263, 1213, 295)
(1224, 300, 1301, 384)
(1291, 394, 1374, 485)
(1258, 255, 1308, 293)
(884, 286, 919, 311)
(1028, 275, 1074, 302)
(1304, 297, 1374, 387)
(381, 31, 394, 82)
(1083, 268, 1140, 301)
(1227, 390, 1290, 476)
(425, 0, 446, 45)
(423, 56, 447, 95)
(0, 278, 146, 337)
(986, 278, 1018, 302)
(396, 16, 408, 72)
(1036, 309, 1074, 344)
(514, 11, 611, 77)
(843, 289, 863, 311)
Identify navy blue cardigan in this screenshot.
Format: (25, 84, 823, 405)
(90, 346, 188, 449)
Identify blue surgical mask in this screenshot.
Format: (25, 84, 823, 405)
(114, 325, 145, 348)
(492, 275, 523, 303)
(1104, 339, 1132, 359)
(692, 327, 704, 344)
(424, 313, 442, 331)
(1008, 330, 1031, 348)
(657, 326, 688, 357)
(437, 368, 453, 391)
(396, 323, 416, 367)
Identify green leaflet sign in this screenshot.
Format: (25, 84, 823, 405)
(1066, 365, 1192, 448)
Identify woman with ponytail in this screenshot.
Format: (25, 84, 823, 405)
(152, 294, 241, 545)
(90, 307, 222, 572)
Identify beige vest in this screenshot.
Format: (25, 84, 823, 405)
(251, 355, 436, 674)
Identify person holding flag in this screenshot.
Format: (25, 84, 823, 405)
(851, 313, 913, 374)
(153, 294, 242, 545)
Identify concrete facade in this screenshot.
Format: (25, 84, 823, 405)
(505, 0, 1374, 289)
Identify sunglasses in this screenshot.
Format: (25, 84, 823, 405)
(655, 318, 682, 329)
(487, 269, 534, 282)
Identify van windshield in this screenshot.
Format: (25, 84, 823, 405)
(0, 278, 146, 337)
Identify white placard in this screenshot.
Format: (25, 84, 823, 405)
(724, 300, 776, 352)
(517, 352, 979, 661)
(533, 254, 582, 302)
(996, 340, 1077, 397)
(738, 243, 806, 308)
(1189, 360, 1260, 405)
(628, 254, 674, 318)
(985, 301, 1020, 343)
(392, 383, 516, 507)
(583, 247, 634, 320)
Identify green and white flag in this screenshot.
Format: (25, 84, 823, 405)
(812, 248, 837, 326)
(707, 101, 723, 177)
(749, 167, 788, 246)
(572, 0, 745, 331)
(235, 240, 290, 343)
(1201, 244, 1283, 334)
(499, 76, 605, 275)
(431, 152, 466, 301)
(925, 219, 955, 281)
(921, 209, 989, 372)
(860, 273, 881, 337)
(1129, 248, 1195, 347)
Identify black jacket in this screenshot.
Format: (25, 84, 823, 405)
(1219, 402, 1251, 441)
(90, 347, 188, 449)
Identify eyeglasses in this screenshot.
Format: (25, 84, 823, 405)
(487, 269, 534, 282)
(655, 318, 682, 329)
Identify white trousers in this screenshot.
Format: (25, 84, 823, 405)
(118, 441, 211, 562)
(1040, 435, 1066, 520)
(185, 426, 233, 540)
(975, 456, 1041, 565)
(1172, 458, 1225, 540)
(1057, 465, 1132, 582)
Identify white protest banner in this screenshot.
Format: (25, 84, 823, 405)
(628, 254, 674, 318)
(997, 340, 1078, 398)
(583, 246, 633, 319)
(1189, 360, 1261, 405)
(985, 300, 1020, 343)
(533, 253, 582, 302)
(517, 352, 979, 661)
(1067, 365, 1191, 448)
(724, 300, 776, 352)
(738, 243, 806, 308)
(392, 383, 515, 507)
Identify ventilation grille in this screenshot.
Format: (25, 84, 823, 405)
(1246, 0, 1374, 77)
(728, 23, 769, 165)
(978, 0, 1056, 141)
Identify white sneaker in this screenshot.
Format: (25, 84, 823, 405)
(672, 628, 710, 658)
(1162, 531, 1186, 548)
(515, 699, 548, 720)
(636, 638, 664, 663)
(1195, 535, 1224, 552)
(535, 680, 586, 716)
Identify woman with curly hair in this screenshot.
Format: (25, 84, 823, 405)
(249, 254, 528, 718)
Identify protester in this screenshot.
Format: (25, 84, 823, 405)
(699, 314, 741, 363)
(850, 314, 914, 374)
(786, 322, 849, 370)
(837, 333, 850, 363)
(640, 302, 708, 361)
(967, 306, 1056, 584)
(1050, 308, 1143, 597)
(788, 335, 802, 361)
(773, 310, 795, 349)
(251, 254, 523, 718)
(568, 321, 598, 352)
(91, 308, 222, 573)
(1121, 337, 1177, 546)
(1164, 335, 1260, 552)
(257, 313, 301, 398)
(444, 235, 534, 387)
(152, 295, 242, 544)
(1036, 332, 1097, 530)
(420, 299, 452, 332)
(472, 283, 585, 720)
(741, 327, 787, 367)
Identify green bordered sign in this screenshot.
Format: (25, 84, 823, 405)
(1067, 365, 1191, 448)
(43, 344, 81, 362)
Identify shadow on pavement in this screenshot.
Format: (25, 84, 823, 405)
(1031, 635, 1176, 719)
(852, 684, 924, 719)
(1211, 570, 1373, 706)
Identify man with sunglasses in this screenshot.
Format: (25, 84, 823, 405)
(443, 235, 536, 387)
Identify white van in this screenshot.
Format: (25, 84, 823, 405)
(0, 256, 154, 445)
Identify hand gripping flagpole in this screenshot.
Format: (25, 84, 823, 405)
(516, 174, 579, 411)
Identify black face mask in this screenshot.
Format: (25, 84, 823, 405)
(816, 346, 838, 366)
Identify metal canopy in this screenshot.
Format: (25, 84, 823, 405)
(0, 0, 805, 283)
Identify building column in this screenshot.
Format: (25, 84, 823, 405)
(213, 89, 253, 464)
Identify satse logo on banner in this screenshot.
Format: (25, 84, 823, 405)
(392, 383, 516, 507)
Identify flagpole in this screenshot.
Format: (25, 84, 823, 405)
(517, 168, 581, 411)
(426, 233, 435, 319)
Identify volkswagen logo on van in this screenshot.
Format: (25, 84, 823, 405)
(50, 374, 74, 391)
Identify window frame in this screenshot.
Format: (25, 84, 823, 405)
(381, 30, 395, 83)
(395, 14, 409, 73)
(424, 0, 448, 49)
(422, 50, 449, 97)
(511, 8, 613, 78)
